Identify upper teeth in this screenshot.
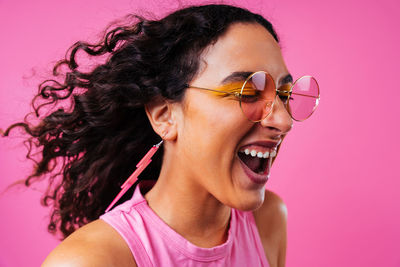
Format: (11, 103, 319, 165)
(243, 148, 276, 159)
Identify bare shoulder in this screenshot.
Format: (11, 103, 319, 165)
(42, 219, 136, 267)
(253, 190, 287, 267)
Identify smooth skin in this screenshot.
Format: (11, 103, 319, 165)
(43, 22, 291, 267)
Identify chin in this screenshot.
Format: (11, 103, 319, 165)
(231, 189, 265, 211)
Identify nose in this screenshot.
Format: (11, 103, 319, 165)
(259, 95, 293, 135)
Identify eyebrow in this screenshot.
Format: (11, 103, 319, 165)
(279, 74, 293, 86)
(220, 72, 253, 85)
(220, 71, 294, 87)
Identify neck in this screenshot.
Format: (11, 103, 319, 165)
(144, 158, 231, 248)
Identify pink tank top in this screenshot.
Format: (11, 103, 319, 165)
(100, 184, 269, 267)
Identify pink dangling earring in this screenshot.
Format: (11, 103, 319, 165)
(105, 139, 163, 212)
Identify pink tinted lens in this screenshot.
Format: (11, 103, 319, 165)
(289, 76, 319, 121)
(240, 72, 275, 121)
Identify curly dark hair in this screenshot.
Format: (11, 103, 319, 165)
(2, 4, 279, 238)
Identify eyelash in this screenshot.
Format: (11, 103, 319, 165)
(221, 83, 294, 103)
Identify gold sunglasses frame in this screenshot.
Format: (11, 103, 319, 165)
(187, 71, 320, 122)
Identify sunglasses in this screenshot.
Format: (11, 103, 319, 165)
(187, 71, 320, 122)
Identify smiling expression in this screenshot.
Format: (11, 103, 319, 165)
(174, 22, 293, 210)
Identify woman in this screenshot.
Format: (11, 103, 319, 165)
(4, 4, 319, 267)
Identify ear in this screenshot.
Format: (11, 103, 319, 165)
(145, 98, 177, 141)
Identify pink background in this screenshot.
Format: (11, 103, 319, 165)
(1, 0, 399, 266)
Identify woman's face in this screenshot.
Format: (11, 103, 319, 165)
(176, 23, 292, 210)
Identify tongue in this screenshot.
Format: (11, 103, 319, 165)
(239, 153, 263, 173)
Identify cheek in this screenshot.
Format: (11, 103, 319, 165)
(185, 99, 241, 142)
(182, 100, 251, 169)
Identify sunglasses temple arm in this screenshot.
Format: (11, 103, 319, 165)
(105, 140, 163, 213)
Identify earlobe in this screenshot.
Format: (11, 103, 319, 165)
(145, 99, 177, 141)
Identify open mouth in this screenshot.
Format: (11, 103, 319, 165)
(237, 148, 277, 175)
